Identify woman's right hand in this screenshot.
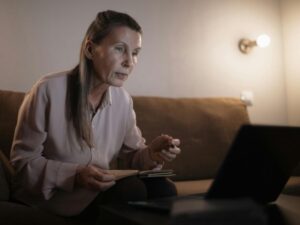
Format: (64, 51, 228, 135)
(75, 165, 116, 191)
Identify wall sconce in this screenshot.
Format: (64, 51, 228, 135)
(238, 34, 271, 54)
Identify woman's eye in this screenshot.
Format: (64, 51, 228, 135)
(132, 51, 139, 57)
(115, 46, 125, 53)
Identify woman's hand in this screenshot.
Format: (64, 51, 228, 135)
(75, 165, 116, 191)
(148, 134, 181, 164)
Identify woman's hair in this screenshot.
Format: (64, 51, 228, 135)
(66, 10, 142, 148)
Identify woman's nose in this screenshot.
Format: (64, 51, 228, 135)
(122, 54, 134, 68)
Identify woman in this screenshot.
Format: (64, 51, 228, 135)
(10, 10, 181, 219)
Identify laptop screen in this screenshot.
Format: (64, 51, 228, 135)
(205, 124, 300, 204)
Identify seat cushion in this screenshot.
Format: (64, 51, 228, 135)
(175, 176, 300, 197)
(283, 176, 300, 196)
(175, 179, 213, 196)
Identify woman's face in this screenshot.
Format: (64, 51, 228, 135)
(88, 26, 142, 87)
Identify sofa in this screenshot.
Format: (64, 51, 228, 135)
(1, 89, 300, 225)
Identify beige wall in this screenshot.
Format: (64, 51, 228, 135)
(0, 0, 289, 125)
(280, 0, 300, 126)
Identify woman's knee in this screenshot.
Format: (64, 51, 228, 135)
(101, 176, 148, 203)
(143, 178, 177, 199)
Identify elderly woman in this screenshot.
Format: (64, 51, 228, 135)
(10, 10, 180, 221)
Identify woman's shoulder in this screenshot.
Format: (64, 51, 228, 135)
(28, 71, 69, 98)
(32, 71, 68, 90)
(38, 71, 69, 86)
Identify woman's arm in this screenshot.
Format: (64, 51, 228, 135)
(10, 80, 79, 200)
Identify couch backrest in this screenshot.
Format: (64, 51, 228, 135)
(2, 89, 300, 183)
(0, 89, 251, 181)
(132, 97, 250, 181)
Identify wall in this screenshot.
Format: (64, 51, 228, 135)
(0, 0, 287, 125)
(280, 0, 300, 126)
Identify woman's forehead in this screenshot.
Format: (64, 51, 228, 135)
(103, 26, 142, 47)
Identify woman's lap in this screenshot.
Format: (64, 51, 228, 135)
(77, 176, 177, 222)
(97, 176, 177, 202)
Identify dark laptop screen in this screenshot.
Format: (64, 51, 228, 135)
(205, 125, 300, 203)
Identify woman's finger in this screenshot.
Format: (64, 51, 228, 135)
(93, 168, 115, 182)
(160, 150, 176, 162)
(171, 139, 180, 146)
(90, 179, 116, 191)
(168, 146, 181, 154)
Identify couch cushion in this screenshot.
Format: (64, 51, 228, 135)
(175, 177, 300, 197)
(175, 179, 213, 196)
(132, 97, 250, 181)
(283, 176, 300, 196)
(0, 90, 25, 158)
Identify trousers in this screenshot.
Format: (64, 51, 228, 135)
(77, 176, 177, 222)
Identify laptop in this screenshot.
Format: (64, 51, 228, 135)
(128, 124, 300, 212)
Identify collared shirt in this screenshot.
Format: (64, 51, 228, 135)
(10, 71, 157, 216)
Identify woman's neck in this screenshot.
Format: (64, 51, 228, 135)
(88, 77, 109, 111)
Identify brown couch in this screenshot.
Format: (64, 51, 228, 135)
(1, 89, 300, 224)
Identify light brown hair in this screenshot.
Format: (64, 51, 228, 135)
(66, 10, 142, 148)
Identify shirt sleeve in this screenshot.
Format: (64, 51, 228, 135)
(120, 97, 161, 170)
(10, 80, 78, 200)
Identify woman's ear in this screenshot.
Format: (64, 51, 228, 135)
(84, 41, 94, 59)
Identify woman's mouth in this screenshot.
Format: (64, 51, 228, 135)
(115, 72, 128, 80)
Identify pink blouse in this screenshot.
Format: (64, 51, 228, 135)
(10, 71, 157, 216)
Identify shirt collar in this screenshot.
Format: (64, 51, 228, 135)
(99, 87, 112, 110)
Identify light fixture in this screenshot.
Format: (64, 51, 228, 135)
(238, 34, 271, 54)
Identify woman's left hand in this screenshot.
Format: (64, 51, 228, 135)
(148, 134, 181, 163)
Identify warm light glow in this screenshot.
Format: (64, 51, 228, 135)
(256, 34, 271, 48)
(239, 34, 271, 54)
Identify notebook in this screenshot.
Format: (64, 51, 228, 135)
(128, 124, 300, 212)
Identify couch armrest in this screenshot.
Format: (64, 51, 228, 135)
(0, 89, 26, 158)
(0, 150, 15, 177)
(0, 151, 11, 200)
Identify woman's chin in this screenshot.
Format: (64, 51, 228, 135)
(109, 79, 126, 87)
